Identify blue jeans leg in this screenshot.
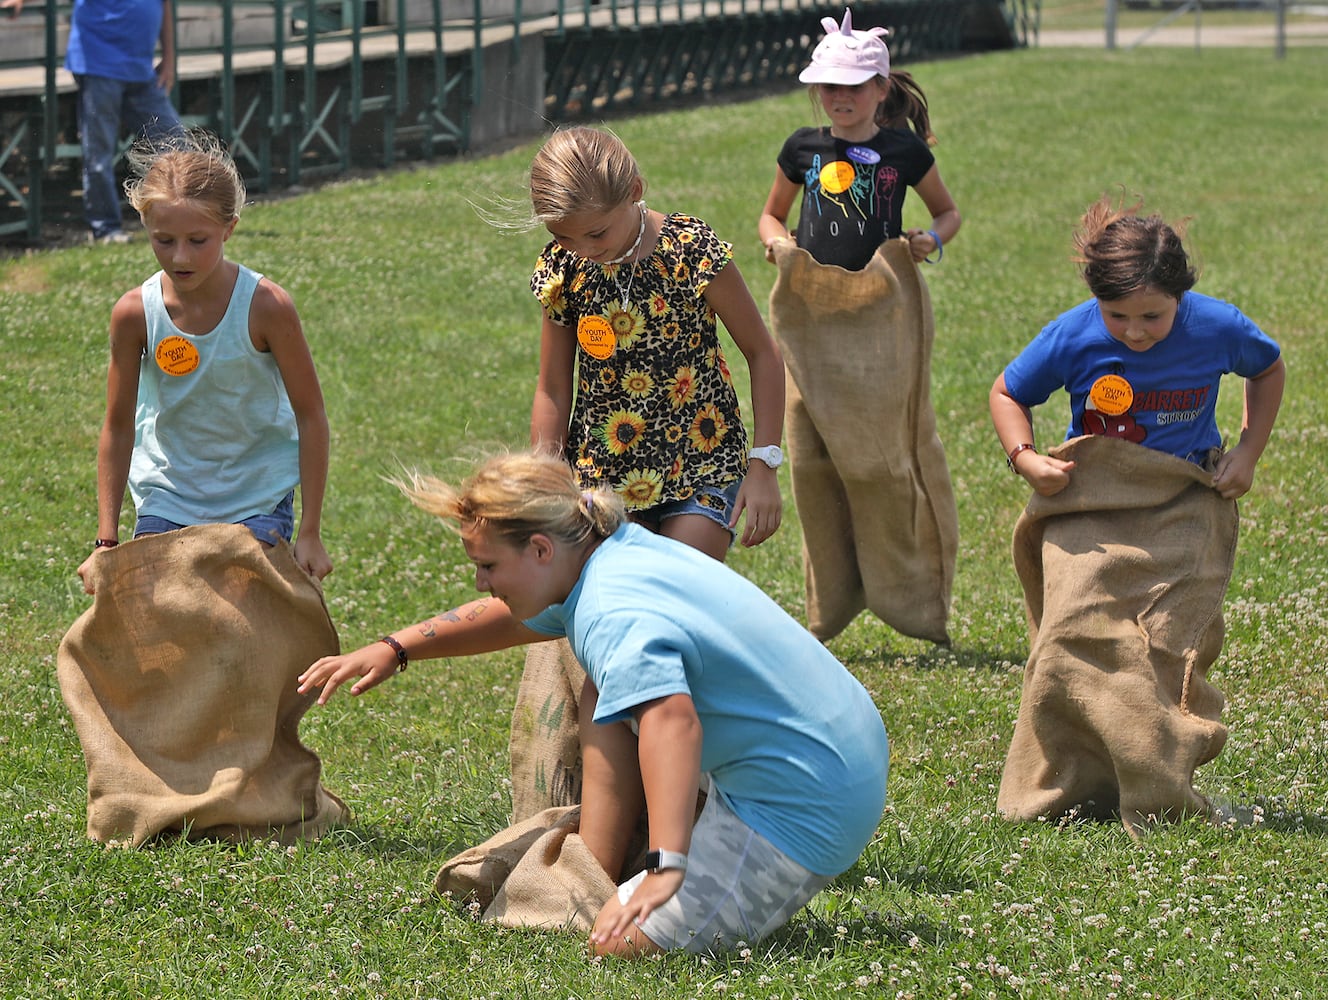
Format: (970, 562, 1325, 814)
(76, 75, 182, 238)
(77, 75, 125, 237)
(121, 78, 182, 144)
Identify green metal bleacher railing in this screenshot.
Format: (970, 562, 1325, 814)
(193, 0, 478, 187)
(1, 0, 1032, 241)
(0, 0, 484, 237)
(536, 0, 1020, 121)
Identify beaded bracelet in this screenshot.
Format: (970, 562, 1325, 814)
(379, 635, 409, 672)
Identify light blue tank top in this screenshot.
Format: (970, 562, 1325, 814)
(130, 265, 300, 524)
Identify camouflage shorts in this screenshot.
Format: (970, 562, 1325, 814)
(618, 778, 831, 954)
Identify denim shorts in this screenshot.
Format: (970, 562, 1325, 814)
(133, 491, 295, 545)
(631, 482, 742, 539)
(618, 778, 832, 954)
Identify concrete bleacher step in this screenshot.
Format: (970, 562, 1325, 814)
(0, 5, 279, 64)
(380, 0, 558, 25)
(0, 11, 69, 63)
(175, 3, 280, 50)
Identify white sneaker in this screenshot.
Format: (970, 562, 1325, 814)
(94, 230, 132, 245)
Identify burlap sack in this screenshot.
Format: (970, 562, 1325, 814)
(487, 820, 616, 932)
(57, 523, 349, 846)
(434, 804, 616, 933)
(997, 436, 1234, 837)
(435, 805, 583, 909)
(768, 237, 957, 644)
(508, 638, 586, 822)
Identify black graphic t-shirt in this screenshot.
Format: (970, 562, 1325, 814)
(777, 126, 935, 271)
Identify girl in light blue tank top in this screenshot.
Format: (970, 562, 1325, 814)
(77, 131, 333, 594)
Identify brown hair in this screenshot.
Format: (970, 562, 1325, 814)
(808, 69, 938, 145)
(394, 451, 624, 549)
(1073, 192, 1198, 301)
(875, 70, 936, 144)
(124, 129, 246, 225)
(528, 126, 645, 224)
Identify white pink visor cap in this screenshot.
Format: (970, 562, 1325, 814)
(798, 9, 892, 87)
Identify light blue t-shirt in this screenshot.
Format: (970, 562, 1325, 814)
(1004, 292, 1281, 464)
(525, 523, 889, 876)
(130, 265, 300, 525)
(66, 0, 164, 83)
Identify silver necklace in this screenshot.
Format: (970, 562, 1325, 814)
(605, 202, 647, 311)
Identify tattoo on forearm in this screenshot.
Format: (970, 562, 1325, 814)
(417, 602, 485, 637)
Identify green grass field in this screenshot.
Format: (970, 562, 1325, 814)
(2, 42, 1326, 999)
(1033, 0, 1326, 32)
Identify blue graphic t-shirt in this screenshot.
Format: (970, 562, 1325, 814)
(1003, 292, 1281, 464)
(777, 126, 935, 270)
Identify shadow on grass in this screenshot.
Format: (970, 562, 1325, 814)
(1006, 799, 1328, 840)
(762, 907, 949, 956)
(1208, 798, 1328, 838)
(837, 642, 1025, 674)
(313, 822, 475, 864)
(841, 818, 985, 898)
(135, 821, 473, 868)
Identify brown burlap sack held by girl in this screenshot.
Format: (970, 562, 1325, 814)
(997, 435, 1234, 838)
(768, 237, 957, 644)
(57, 523, 349, 846)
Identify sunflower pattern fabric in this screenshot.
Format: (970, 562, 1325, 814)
(531, 213, 749, 509)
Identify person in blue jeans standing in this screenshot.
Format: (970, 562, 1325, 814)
(63, 0, 184, 242)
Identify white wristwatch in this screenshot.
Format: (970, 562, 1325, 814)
(748, 444, 784, 470)
(644, 849, 689, 874)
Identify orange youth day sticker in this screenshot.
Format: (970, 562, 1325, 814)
(1089, 373, 1133, 416)
(818, 160, 856, 195)
(155, 335, 200, 376)
(577, 315, 616, 360)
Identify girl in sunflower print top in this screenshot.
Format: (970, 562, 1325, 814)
(529, 126, 785, 558)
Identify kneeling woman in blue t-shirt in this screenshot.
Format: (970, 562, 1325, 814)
(299, 451, 889, 958)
